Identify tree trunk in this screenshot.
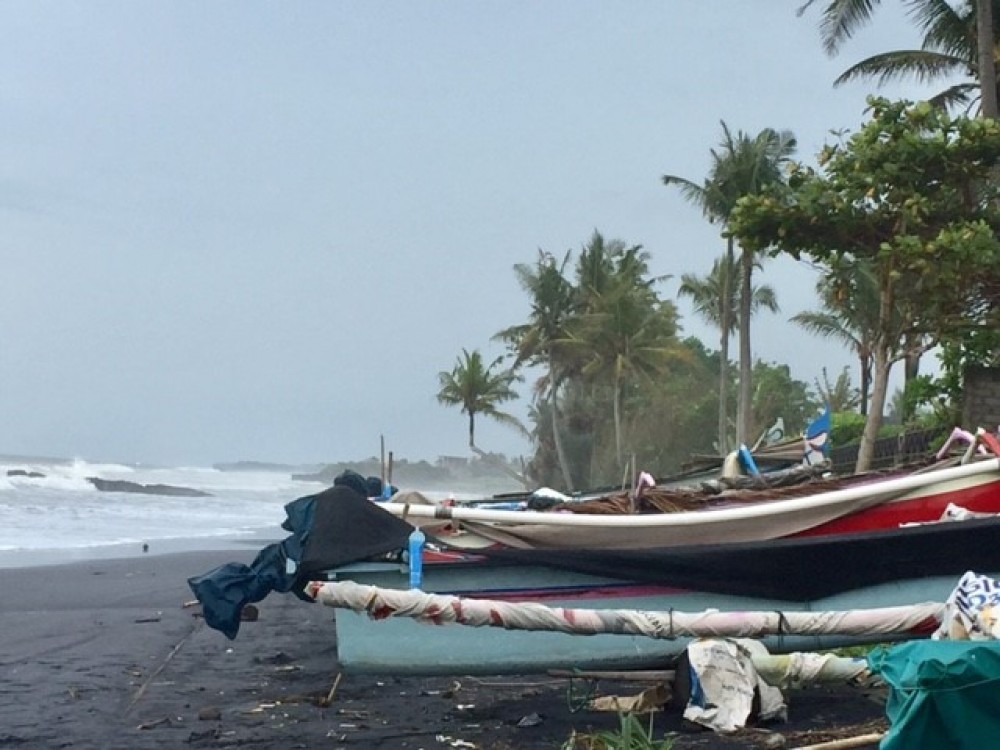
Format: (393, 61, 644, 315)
(979, 0, 999, 119)
(613, 379, 623, 470)
(737, 246, 754, 445)
(468, 413, 476, 449)
(856, 278, 896, 473)
(718, 238, 734, 454)
(719, 329, 730, 454)
(856, 346, 891, 473)
(549, 378, 575, 492)
(859, 353, 871, 417)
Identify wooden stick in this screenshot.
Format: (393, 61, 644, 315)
(792, 732, 886, 750)
(125, 619, 202, 715)
(321, 672, 343, 707)
(380, 435, 386, 486)
(548, 669, 675, 682)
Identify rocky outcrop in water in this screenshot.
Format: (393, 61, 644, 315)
(87, 478, 212, 497)
(7, 469, 46, 478)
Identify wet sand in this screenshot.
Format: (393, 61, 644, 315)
(0, 549, 886, 749)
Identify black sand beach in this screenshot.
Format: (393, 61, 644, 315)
(0, 549, 887, 749)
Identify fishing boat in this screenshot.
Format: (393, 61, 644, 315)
(321, 516, 1000, 675)
(188, 428, 1000, 675)
(382, 452, 1000, 550)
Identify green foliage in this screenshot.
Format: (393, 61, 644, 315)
(831, 411, 867, 446)
(562, 712, 674, 750)
(496, 231, 697, 488)
(731, 97, 1000, 469)
(916, 328, 1000, 421)
(750, 361, 820, 438)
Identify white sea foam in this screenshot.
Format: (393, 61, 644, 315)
(0, 455, 502, 568)
(0, 458, 308, 565)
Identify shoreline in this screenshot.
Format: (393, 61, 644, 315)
(0, 528, 285, 570)
(0, 547, 888, 749)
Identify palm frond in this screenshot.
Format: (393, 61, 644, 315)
(800, 0, 881, 56)
(927, 81, 980, 112)
(908, 0, 976, 59)
(833, 49, 968, 87)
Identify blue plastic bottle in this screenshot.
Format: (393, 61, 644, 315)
(408, 527, 426, 589)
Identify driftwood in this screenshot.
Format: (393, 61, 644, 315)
(548, 669, 675, 683)
(320, 672, 343, 707)
(793, 733, 886, 750)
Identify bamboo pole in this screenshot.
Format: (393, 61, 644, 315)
(380, 435, 386, 486)
(309, 580, 944, 640)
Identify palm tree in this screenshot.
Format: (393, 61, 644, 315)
(798, 0, 1000, 116)
(791, 264, 879, 416)
(678, 255, 780, 453)
(494, 251, 577, 490)
(436, 348, 525, 451)
(663, 122, 796, 445)
(815, 366, 862, 413)
(567, 237, 684, 470)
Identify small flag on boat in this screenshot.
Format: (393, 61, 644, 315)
(803, 405, 831, 465)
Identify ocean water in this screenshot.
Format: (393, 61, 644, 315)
(0, 456, 328, 568)
(0, 456, 477, 568)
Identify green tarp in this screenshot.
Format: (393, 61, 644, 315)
(868, 641, 1000, 749)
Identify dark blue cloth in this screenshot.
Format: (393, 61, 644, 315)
(188, 539, 307, 639)
(188, 484, 414, 639)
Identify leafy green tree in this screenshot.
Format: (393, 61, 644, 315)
(731, 98, 1000, 471)
(751, 361, 820, 440)
(663, 122, 796, 446)
(678, 255, 780, 452)
(494, 251, 577, 490)
(437, 348, 525, 450)
(798, 0, 1000, 115)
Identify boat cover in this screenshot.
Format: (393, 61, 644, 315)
(869, 641, 1000, 749)
(188, 485, 413, 638)
(470, 516, 1000, 600)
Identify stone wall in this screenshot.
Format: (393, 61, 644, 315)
(963, 366, 1000, 432)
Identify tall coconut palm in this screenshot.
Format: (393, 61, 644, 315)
(436, 348, 525, 450)
(567, 235, 682, 470)
(570, 295, 685, 471)
(678, 255, 780, 453)
(494, 251, 577, 490)
(663, 122, 796, 445)
(798, 0, 1000, 116)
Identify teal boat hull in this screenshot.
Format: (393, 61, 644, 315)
(327, 562, 965, 675)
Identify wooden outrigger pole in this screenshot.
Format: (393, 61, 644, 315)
(306, 580, 944, 642)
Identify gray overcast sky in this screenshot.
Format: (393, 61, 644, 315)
(1, 2, 938, 466)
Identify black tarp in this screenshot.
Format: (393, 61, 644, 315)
(471, 517, 1000, 601)
(188, 485, 413, 638)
